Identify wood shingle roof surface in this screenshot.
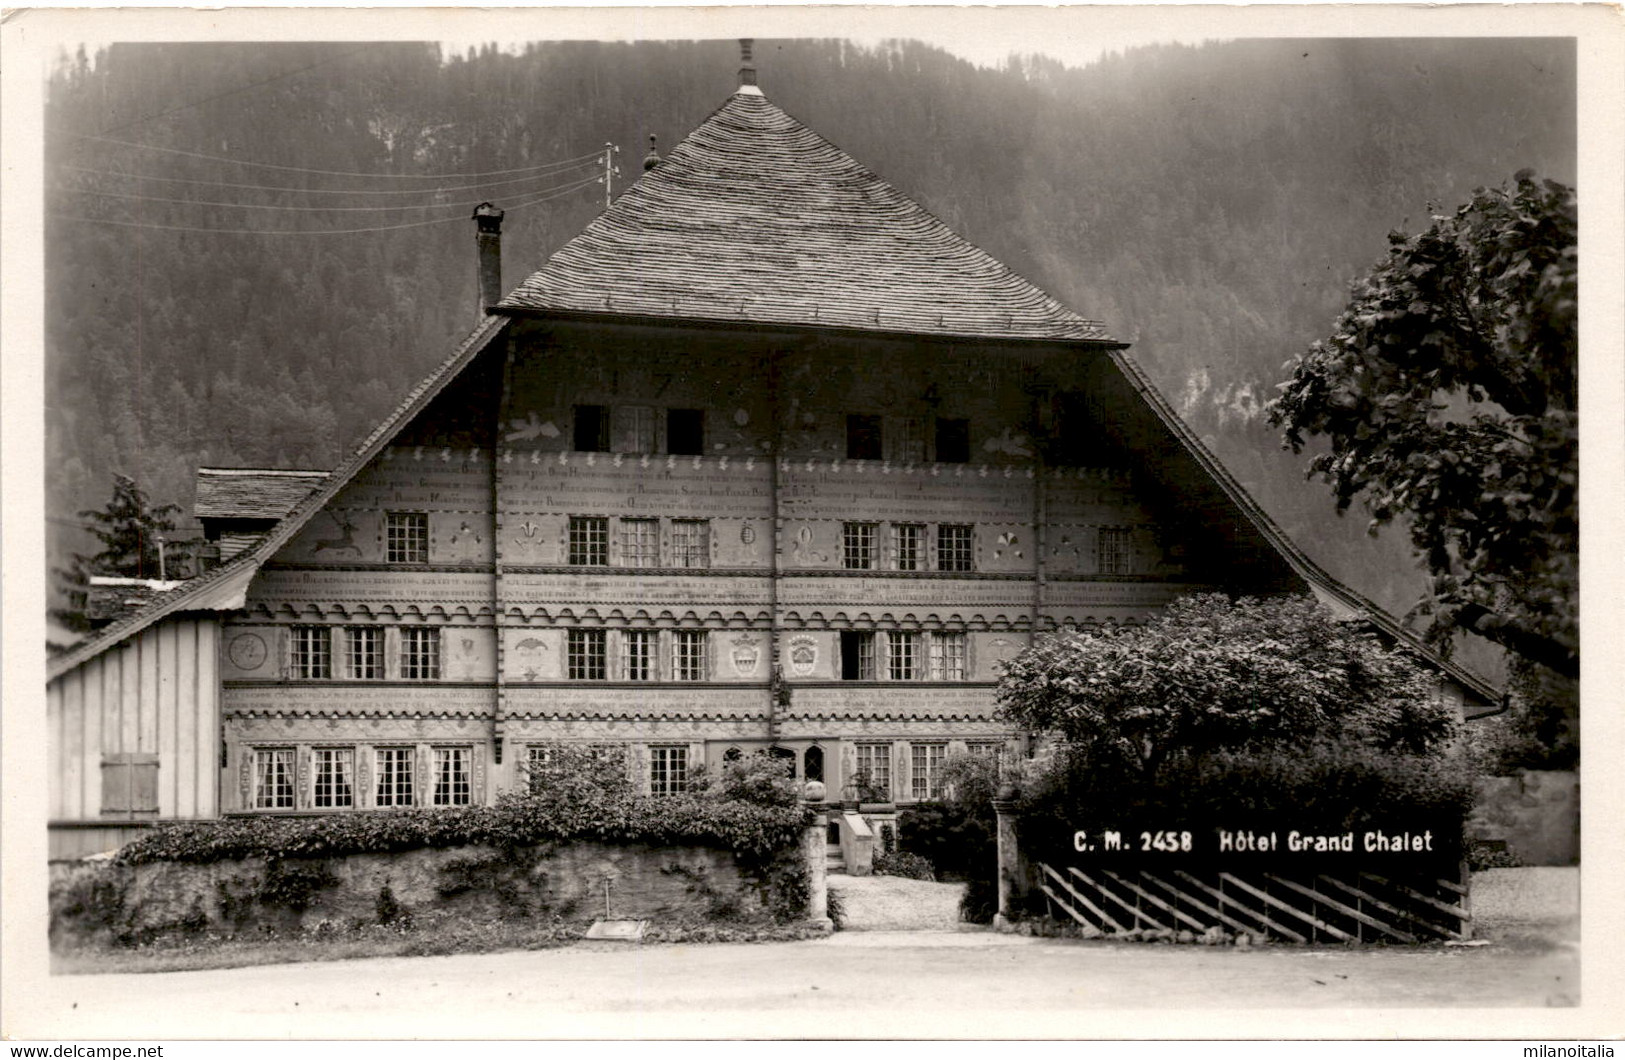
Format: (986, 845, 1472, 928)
(194, 467, 327, 521)
(499, 90, 1114, 342)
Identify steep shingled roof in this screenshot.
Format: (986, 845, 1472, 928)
(195, 468, 327, 521)
(499, 90, 1113, 342)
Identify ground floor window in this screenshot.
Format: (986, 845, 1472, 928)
(649, 745, 688, 796)
(433, 746, 472, 806)
(854, 742, 891, 801)
(911, 742, 947, 800)
(375, 747, 414, 806)
(253, 748, 295, 809)
(312, 748, 355, 808)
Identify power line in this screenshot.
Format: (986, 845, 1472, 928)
(55, 172, 602, 235)
(60, 158, 599, 197)
(60, 172, 600, 213)
(71, 133, 605, 180)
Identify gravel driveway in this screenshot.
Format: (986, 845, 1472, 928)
(828, 874, 971, 931)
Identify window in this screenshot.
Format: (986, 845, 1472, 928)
(887, 631, 920, 680)
(911, 743, 947, 800)
(524, 743, 558, 792)
(840, 631, 876, 680)
(386, 512, 429, 564)
(667, 408, 705, 456)
(855, 742, 891, 800)
(937, 524, 974, 572)
(966, 741, 1004, 760)
(1098, 528, 1131, 575)
(432, 747, 472, 806)
(843, 522, 877, 570)
(375, 748, 414, 807)
(400, 627, 440, 680)
(894, 523, 924, 571)
(568, 629, 607, 680)
(804, 745, 825, 783)
(649, 745, 689, 796)
(99, 752, 159, 814)
(573, 404, 610, 452)
(673, 631, 707, 682)
(253, 749, 295, 810)
(569, 516, 609, 566)
(291, 626, 331, 679)
(621, 518, 659, 566)
(935, 417, 970, 463)
(616, 405, 656, 454)
(622, 630, 654, 681)
(929, 632, 968, 681)
(671, 519, 710, 568)
(846, 414, 883, 460)
(897, 417, 926, 462)
(346, 627, 382, 680)
(312, 748, 354, 809)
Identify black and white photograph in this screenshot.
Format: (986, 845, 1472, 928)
(2, 3, 1619, 1044)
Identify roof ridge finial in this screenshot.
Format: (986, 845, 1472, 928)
(737, 38, 762, 95)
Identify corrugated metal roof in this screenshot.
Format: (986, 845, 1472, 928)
(194, 468, 327, 521)
(499, 90, 1114, 343)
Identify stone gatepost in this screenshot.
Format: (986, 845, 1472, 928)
(991, 790, 1030, 932)
(803, 781, 834, 932)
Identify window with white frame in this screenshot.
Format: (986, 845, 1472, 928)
(621, 518, 659, 566)
(673, 631, 707, 682)
(400, 627, 440, 680)
(937, 524, 974, 572)
(911, 742, 947, 800)
(622, 630, 654, 681)
(1098, 527, 1131, 575)
(840, 631, 876, 680)
(291, 626, 331, 679)
(671, 519, 710, 568)
(567, 629, 607, 680)
(432, 747, 472, 806)
(346, 626, 382, 680)
(569, 516, 609, 566)
(843, 522, 877, 570)
(966, 741, 1005, 760)
(253, 748, 295, 810)
(929, 632, 968, 681)
(648, 745, 688, 796)
(896, 417, 926, 462)
(895, 524, 924, 571)
(617, 405, 656, 454)
(374, 748, 414, 807)
(854, 742, 891, 800)
(312, 748, 355, 808)
(525, 743, 558, 792)
(887, 631, 920, 680)
(386, 512, 429, 564)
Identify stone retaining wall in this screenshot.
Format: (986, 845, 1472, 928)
(1470, 770, 1578, 866)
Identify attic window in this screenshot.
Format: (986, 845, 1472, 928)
(668, 408, 705, 455)
(846, 415, 883, 460)
(574, 405, 610, 452)
(935, 417, 970, 463)
(386, 512, 429, 564)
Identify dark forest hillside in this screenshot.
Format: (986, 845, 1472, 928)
(44, 37, 1575, 669)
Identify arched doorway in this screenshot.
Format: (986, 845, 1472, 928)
(803, 745, 825, 784)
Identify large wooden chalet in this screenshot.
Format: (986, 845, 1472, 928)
(46, 58, 1496, 860)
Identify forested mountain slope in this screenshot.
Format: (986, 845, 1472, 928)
(44, 37, 1574, 666)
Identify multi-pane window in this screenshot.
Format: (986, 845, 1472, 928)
(896, 417, 926, 462)
(937, 524, 975, 572)
(621, 518, 659, 566)
(617, 405, 656, 454)
(887, 631, 920, 680)
(253, 749, 295, 810)
(386, 512, 429, 564)
(667, 408, 705, 456)
(1098, 528, 1131, 575)
(312, 748, 355, 809)
(966, 741, 1005, 760)
(432, 747, 471, 806)
(525, 743, 557, 792)
(574, 404, 610, 452)
(929, 632, 968, 681)
(568, 629, 607, 680)
(911, 742, 947, 800)
(649, 746, 689, 796)
(346, 626, 383, 680)
(673, 631, 707, 682)
(855, 742, 891, 800)
(843, 522, 877, 570)
(846, 414, 883, 460)
(672, 519, 710, 568)
(840, 631, 876, 681)
(400, 627, 440, 680)
(374, 748, 414, 807)
(569, 516, 609, 566)
(622, 630, 654, 681)
(935, 417, 970, 463)
(895, 524, 924, 571)
(290, 626, 331, 679)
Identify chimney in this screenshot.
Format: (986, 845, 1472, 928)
(642, 134, 662, 172)
(472, 201, 504, 313)
(737, 38, 761, 95)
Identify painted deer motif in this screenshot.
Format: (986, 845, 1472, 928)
(312, 511, 362, 556)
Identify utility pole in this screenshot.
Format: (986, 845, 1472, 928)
(598, 142, 621, 209)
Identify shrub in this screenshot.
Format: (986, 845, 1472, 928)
(825, 886, 846, 931)
(872, 851, 936, 881)
(257, 858, 337, 912)
(375, 884, 406, 925)
(897, 752, 1000, 921)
